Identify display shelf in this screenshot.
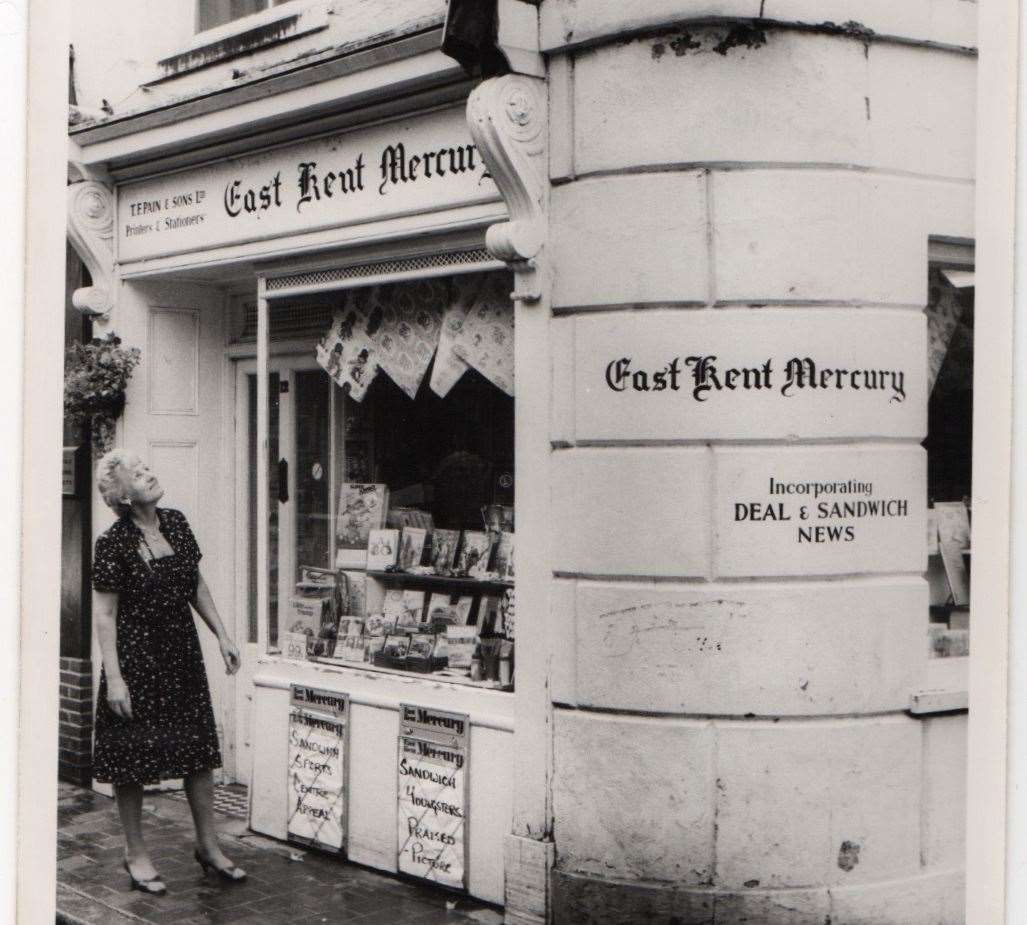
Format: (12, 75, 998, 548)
(306, 654, 513, 692)
(366, 570, 513, 593)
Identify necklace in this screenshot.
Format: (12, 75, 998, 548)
(133, 515, 169, 566)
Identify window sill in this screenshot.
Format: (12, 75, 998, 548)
(253, 653, 516, 729)
(151, 2, 326, 84)
(909, 655, 969, 714)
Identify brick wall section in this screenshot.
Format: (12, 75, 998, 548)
(58, 656, 92, 786)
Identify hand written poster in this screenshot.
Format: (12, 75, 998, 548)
(396, 704, 470, 890)
(287, 685, 349, 852)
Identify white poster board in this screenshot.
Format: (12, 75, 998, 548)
(287, 685, 349, 852)
(396, 704, 470, 890)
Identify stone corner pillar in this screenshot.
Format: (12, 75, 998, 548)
(536, 7, 973, 924)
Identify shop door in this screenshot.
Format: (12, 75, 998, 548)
(235, 357, 329, 783)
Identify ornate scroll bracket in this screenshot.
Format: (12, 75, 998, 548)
(467, 75, 548, 303)
(67, 179, 115, 320)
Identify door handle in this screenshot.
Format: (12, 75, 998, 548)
(278, 458, 289, 503)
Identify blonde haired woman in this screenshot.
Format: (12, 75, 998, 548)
(92, 449, 245, 895)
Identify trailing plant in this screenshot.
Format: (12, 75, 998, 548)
(64, 332, 141, 455)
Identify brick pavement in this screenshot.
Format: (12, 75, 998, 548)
(56, 782, 505, 924)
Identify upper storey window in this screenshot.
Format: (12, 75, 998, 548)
(196, 0, 294, 32)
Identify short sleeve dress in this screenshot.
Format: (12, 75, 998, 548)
(91, 508, 223, 785)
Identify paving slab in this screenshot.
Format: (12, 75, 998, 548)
(56, 784, 504, 925)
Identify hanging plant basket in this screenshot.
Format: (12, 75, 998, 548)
(64, 333, 141, 459)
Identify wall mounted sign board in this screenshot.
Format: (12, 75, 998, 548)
(396, 703, 470, 890)
(116, 106, 499, 264)
(563, 308, 926, 442)
(713, 445, 926, 578)
(287, 685, 349, 852)
(62, 446, 80, 497)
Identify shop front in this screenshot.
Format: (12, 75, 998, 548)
(68, 59, 553, 905)
(66, 2, 976, 922)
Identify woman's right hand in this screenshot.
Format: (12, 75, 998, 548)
(107, 678, 133, 720)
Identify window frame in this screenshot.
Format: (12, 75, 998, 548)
(194, 0, 297, 37)
(916, 237, 974, 710)
(251, 258, 517, 692)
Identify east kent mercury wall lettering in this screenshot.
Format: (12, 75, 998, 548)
(605, 355, 906, 403)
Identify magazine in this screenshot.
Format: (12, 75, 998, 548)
(456, 530, 492, 578)
(429, 528, 460, 572)
(398, 527, 428, 570)
(336, 482, 389, 557)
(366, 528, 400, 571)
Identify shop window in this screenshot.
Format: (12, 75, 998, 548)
(924, 254, 974, 658)
(255, 272, 516, 690)
(196, 0, 294, 33)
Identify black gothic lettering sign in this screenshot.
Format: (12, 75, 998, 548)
(117, 107, 498, 263)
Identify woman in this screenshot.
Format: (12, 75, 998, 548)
(92, 449, 246, 895)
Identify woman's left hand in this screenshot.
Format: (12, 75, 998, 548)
(219, 637, 241, 675)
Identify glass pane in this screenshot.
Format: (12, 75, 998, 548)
(924, 265, 973, 658)
(197, 0, 268, 32)
(272, 273, 516, 688)
(294, 370, 331, 581)
(247, 371, 280, 648)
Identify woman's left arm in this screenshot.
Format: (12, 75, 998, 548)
(190, 571, 241, 675)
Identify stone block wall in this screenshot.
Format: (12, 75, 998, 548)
(58, 656, 93, 786)
(539, 6, 974, 923)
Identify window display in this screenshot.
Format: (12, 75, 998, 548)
(258, 271, 516, 691)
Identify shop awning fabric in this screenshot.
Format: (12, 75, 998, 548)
(316, 272, 514, 401)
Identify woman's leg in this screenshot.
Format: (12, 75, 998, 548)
(184, 770, 244, 871)
(115, 783, 160, 880)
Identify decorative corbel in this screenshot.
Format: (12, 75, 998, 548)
(67, 179, 115, 320)
(467, 74, 548, 303)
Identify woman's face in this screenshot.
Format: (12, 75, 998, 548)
(118, 455, 164, 507)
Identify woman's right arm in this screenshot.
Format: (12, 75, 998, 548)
(95, 590, 132, 720)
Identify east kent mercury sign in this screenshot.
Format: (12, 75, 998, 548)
(116, 106, 499, 263)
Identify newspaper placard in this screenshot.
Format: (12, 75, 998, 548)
(396, 704, 470, 889)
(287, 685, 349, 852)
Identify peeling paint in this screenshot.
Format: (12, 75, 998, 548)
(837, 840, 861, 871)
(713, 23, 768, 56)
(820, 20, 876, 57)
(670, 33, 701, 56)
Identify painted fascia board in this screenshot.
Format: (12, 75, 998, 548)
(71, 44, 462, 173)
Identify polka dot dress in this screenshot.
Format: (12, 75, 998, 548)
(91, 508, 222, 785)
